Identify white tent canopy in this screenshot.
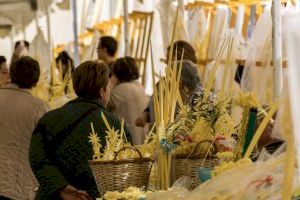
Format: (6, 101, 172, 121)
(0, 0, 53, 35)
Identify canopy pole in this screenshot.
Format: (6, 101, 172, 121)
(272, 0, 282, 100)
(72, 0, 80, 66)
(123, 0, 130, 56)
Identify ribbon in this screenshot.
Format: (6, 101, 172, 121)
(249, 175, 274, 189)
(160, 138, 176, 153)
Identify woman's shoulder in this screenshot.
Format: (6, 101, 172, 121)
(113, 82, 144, 93)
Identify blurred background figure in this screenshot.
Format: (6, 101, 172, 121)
(11, 40, 30, 64)
(0, 56, 49, 200)
(179, 60, 201, 105)
(55, 51, 75, 82)
(97, 36, 118, 75)
(0, 56, 9, 87)
(136, 40, 199, 127)
(108, 57, 148, 144)
(166, 40, 198, 64)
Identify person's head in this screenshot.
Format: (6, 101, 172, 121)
(166, 40, 198, 64)
(179, 60, 200, 104)
(11, 40, 30, 63)
(97, 36, 118, 62)
(0, 56, 9, 86)
(72, 61, 110, 106)
(56, 51, 74, 77)
(112, 57, 139, 84)
(10, 56, 40, 89)
(15, 40, 30, 50)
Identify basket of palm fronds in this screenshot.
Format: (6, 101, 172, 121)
(171, 140, 218, 190)
(88, 113, 156, 196)
(89, 146, 153, 196)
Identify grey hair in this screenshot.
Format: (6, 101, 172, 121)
(178, 60, 200, 94)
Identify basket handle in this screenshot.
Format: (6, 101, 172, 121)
(188, 140, 217, 158)
(114, 146, 143, 160)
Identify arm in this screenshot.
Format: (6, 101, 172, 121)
(135, 97, 152, 127)
(29, 119, 69, 197)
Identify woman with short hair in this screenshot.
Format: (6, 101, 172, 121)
(30, 61, 132, 199)
(0, 56, 49, 200)
(107, 57, 148, 145)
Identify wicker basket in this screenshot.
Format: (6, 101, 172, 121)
(89, 147, 153, 196)
(171, 140, 219, 190)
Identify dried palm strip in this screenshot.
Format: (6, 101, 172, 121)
(204, 36, 230, 99)
(152, 5, 182, 190)
(279, 95, 295, 199)
(170, 51, 184, 123)
(101, 112, 112, 132)
(159, 78, 164, 127)
(220, 35, 234, 98)
(243, 102, 278, 158)
(120, 118, 128, 143)
(150, 41, 160, 124)
(159, 50, 183, 189)
(91, 39, 97, 60)
(61, 63, 71, 90)
(282, 131, 295, 200)
(51, 60, 58, 85)
(58, 60, 63, 83)
(150, 41, 163, 189)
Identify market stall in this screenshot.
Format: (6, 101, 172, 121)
(82, 0, 300, 199)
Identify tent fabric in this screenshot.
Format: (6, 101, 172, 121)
(284, 6, 300, 165)
(0, 0, 53, 35)
(157, 0, 189, 51)
(28, 28, 51, 73)
(240, 9, 273, 105)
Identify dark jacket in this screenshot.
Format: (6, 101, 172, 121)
(29, 98, 132, 199)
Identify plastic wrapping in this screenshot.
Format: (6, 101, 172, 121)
(185, 153, 299, 200)
(145, 150, 299, 200)
(146, 176, 190, 200)
(266, 6, 296, 141)
(240, 8, 275, 105)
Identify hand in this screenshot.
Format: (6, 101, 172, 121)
(59, 185, 92, 200)
(135, 116, 146, 127)
(135, 111, 150, 127)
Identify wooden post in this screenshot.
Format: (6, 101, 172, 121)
(123, 0, 130, 56)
